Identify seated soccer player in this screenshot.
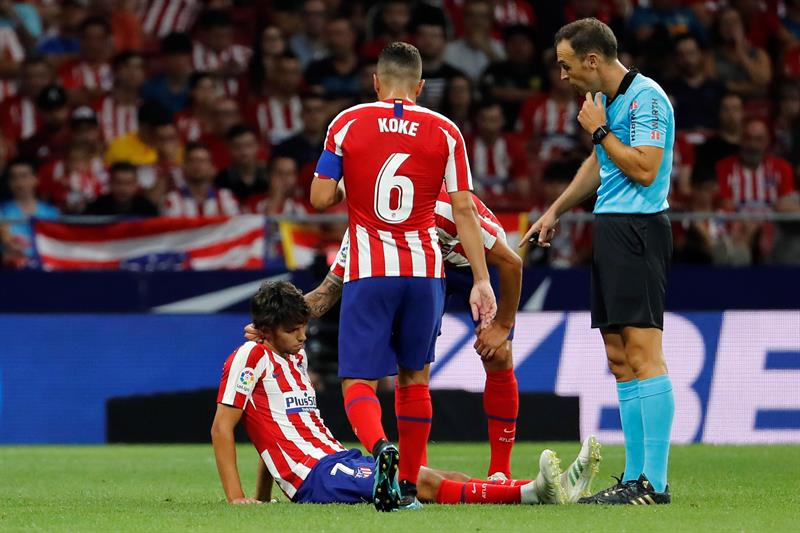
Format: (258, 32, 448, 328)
(212, 280, 602, 510)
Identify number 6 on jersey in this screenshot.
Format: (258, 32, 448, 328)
(374, 153, 414, 224)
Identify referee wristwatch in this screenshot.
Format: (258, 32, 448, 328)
(592, 125, 610, 145)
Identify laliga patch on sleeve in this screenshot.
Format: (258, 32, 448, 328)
(235, 367, 257, 395)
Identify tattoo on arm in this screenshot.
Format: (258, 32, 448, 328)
(304, 273, 343, 319)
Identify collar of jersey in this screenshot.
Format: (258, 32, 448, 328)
(381, 98, 415, 105)
(605, 69, 639, 108)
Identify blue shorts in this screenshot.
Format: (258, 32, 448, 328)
(444, 266, 515, 340)
(293, 449, 375, 504)
(339, 276, 445, 379)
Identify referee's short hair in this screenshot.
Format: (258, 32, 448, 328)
(251, 281, 311, 332)
(377, 42, 422, 84)
(554, 17, 618, 60)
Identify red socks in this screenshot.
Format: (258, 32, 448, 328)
(483, 368, 519, 478)
(343, 383, 386, 453)
(436, 479, 522, 504)
(396, 383, 432, 484)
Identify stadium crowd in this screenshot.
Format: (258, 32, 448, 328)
(0, 0, 799, 268)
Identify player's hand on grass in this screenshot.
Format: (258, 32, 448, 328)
(519, 210, 558, 248)
(470, 279, 497, 328)
(474, 322, 512, 360)
(229, 497, 263, 505)
(243, 323, 264, 343)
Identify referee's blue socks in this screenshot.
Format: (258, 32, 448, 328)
(639, 374, 674, 493)
(616, 379, 644, 482)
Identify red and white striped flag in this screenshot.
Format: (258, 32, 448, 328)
(33, 216, 265, 271)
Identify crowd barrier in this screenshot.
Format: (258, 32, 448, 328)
(0, 311, 796, 444)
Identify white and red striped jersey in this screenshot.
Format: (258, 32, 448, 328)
(217, 342, 346, 500)
(174, 109, 204, 142)
(331, 188, 504, 276)
(317, 99, 473, 282)
(466, 132, 527, 195)
(517, 94, 581, 160)
(39, 157, 109, 212)
(59, 60, 113, 93)
(716, 154, 796, 209)
(137, 0, 199, 38)
(0, 95, 39, 141)
(192, 42, 251, 97)
(163, 187, 240, 217)
(250, 96, 303, 145)
(94, 96, 139, 143)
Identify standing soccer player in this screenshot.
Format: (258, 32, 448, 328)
(521, 18, 675, 505)
(309, 43, 497, 509)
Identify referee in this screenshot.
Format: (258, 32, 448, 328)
(521, 18, 674, 505)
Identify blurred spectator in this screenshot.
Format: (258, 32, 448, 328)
(58, 16, 114, 104)
(716, 118, 799, 213)
(664, 34, 725, 134)
(466, 100, 528, 201)
(670, 133, 695, 209)
(36, 0, 86, 62)
(191, 9, 252, 97)
(0, 0, 41, 102)
(525, 159, 591, 268)
(92, 0, 143, 53)
(84, 161, 159, 217)
(174, 72, 217, 142)
(0, 57, 53, 142)
(140, 32, 194, 115)
(215, 125, 268, 204)
(708, 7, 772, 99)
(783, 0, 800, 40)
(39, 138, 109, 214)
(69, 105, 106, 161)
(562, 0, 615, 25)
(773, 81, 800, 161)
(18, 84, 71, 161)
(163, 142, 238, 216)
(136, 0, 200, 44)
(248, 52, 303, 146)
(289, 0, 329, 69)
(517, 59, 581, 168)
(444, 0, 535, 36)
(247, 25, 288, 96)
(439, 74, 475, 134)
(731, 0, 791, 51)
(480, 24, 542, 128)
(443, 0, 505, 81)
(274, 94, 328, 193)
(361, 1, 413, 61)
(356, 61, 378, 104)
(415, 18, 464, 110)
(93, 51, 145, 144)
(305, 18, 361, 103)
(197, 95, 240, 170)
(628, 0, 706, 47)
(0, 157, 58, 265)
(249, 156, 307, 215)
(105, 100, 182, 202)
(693, 93, 745, 183)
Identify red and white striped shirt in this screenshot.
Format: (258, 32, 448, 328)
(466, 132, 527, 195)
(0, 95, 39, 141)
(137, 0, 199, 38)
(332, 187, 503, 276)
(716, 155, 796, 209)
(192, 42, 251, 97)
(94, 96, 139, 143)
(217, 342, 346, 500)
(59, 60, 113, 93)
(39, 157, 109, 212)
(174, 109, 203, 142)
(250, 96, 303, 145)
(320, 99, 473, 282)
(163, 187, 240, 217)
(517, 94, 580, 160)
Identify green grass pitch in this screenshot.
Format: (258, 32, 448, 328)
(1, 442, 798, 532)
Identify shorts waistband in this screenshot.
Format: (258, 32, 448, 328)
(594, 210, 668, 219)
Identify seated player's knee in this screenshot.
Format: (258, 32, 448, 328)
(415, 467, 442, 502)
(483, 342, 513, 372)
(397, 365, 430, 386)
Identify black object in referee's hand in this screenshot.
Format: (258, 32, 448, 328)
(528, 231, 540, 243)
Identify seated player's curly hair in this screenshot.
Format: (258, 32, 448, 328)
(251, 281, 311, 332)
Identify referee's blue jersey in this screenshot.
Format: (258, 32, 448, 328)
(594, 71, 674, 214)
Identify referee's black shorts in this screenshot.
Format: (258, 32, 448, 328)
(591, 211, 672, 330)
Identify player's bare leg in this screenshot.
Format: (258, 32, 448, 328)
(341, 378, 387, 454)
(395, 364, 432, 509)
(481, 341, 518, 480)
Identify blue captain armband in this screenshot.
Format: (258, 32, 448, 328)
(315, 150, 343, 181)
